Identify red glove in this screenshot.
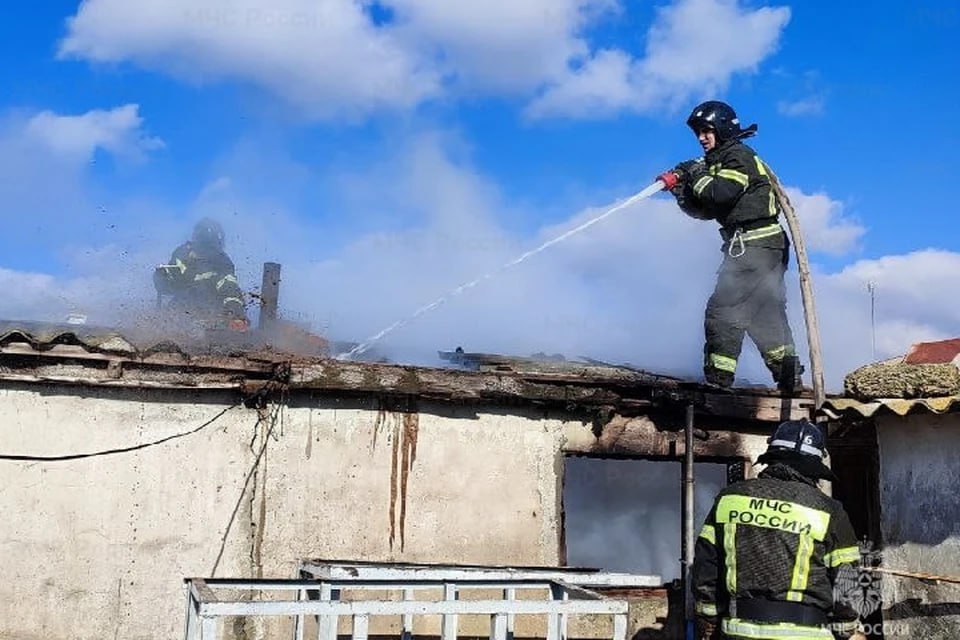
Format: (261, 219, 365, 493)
(657, 170, 680, 190)
(229, 318, 250, 332)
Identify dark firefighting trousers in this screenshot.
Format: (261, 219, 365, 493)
(703, 240, 796, 386)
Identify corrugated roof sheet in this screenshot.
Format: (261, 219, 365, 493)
(0, 321, 139, 353)
(820, 395, 960, 419)
(0, 319, 377, 363)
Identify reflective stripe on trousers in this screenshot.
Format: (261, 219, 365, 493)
(709, 353, 738, 373)
(722, 618, 833, 639)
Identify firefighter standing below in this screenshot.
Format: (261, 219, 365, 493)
(658, 101, 802, 393)
(693, 420, 863, 640)
(154, 218, 249, 331)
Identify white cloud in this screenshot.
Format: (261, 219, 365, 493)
(385, 0, 616, 93)
(0, 107, 156, 259)
(527, 0, 791, 119)
(522, 49, 639, 119)
(0, 268, 67, 322)
(0, 258, 154, 326)
(805, 250, 960, 389)
(25, 104, 163, 162)
(59, 0, 440, 120)
(642, 0, 790, 87)
(0, 107, 175, 328)
(783, 189, 864, 256)
(59, 0, 788, 121)
(777, 96, 825, 117)
(824, 250, 960, 330)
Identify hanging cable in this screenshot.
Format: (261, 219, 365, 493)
(0, 404, 240, 462)
(210, 389, 286, 577)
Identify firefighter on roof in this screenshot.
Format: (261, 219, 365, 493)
(693, 420, 863, 639)
(658, 101, 802, 393)
(153, 217, 249, 331)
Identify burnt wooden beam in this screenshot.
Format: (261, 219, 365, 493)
(694, 391, 813, 423)
(259, 262, 281, 331)
(563, 415, 768, 459)
(0, 339, 813, 423)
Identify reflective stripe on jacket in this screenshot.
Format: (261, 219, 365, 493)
(157, 241, 246, 319)
(691, 139, 780, 228)
(693, 463, 861, 639)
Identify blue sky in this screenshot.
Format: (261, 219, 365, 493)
(1, 0, 958, 388)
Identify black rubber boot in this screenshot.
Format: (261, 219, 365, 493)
(776, 355, 804, 395)
(705, 368, 735, 390)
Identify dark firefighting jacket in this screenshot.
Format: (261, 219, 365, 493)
(693, 463, 861, 639)
(154, 242, 246, 321)
(677, 139, 785, 250)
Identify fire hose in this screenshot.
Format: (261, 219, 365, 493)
(867, 566, 960, 585)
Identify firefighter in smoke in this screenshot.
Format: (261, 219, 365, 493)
(153, 217, 249, 330)
(658, 101, 802, 393)
(693, 420, 864, 640)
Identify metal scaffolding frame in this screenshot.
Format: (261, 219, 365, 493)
(298, 560, 661, 588)
(184, 563, 648, 640)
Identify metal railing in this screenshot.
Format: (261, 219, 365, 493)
(298, 560, 661, 589)
(184, 563, 653, 640)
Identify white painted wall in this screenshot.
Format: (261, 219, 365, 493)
(0, 385, 567, 640)
(0, 381, 774, 640)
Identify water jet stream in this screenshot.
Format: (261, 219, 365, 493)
(337, 181, 666, 360)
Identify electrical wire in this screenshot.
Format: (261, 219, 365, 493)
(0, 369, 288, 577)
(210, 395, 285, 577)
(0, 404, 239, 462)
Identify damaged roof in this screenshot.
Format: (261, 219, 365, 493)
(842, 338, 960, 401)
(826, 338, 960, 420)
(0, 321, 814, 422)
(1, 321, 140, 354)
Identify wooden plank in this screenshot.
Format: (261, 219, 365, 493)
(698, 392, 813, 422)
(564, 415, 767, 459)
